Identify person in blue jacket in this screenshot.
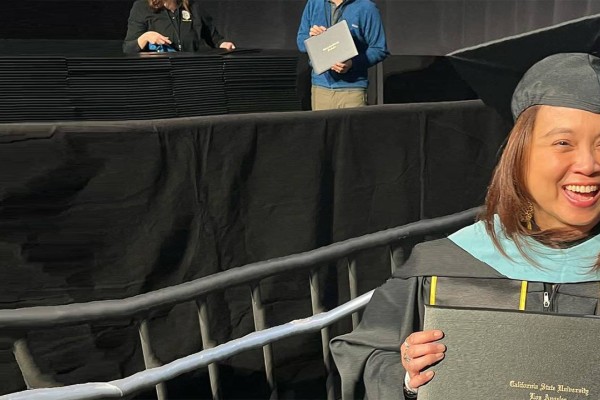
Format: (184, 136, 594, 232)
(297, 0, 389, 110)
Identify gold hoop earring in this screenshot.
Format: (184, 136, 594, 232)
(520, 201, 534, 230)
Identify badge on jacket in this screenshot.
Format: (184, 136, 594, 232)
(182, 10, 191, 21)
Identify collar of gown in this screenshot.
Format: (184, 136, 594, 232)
(449, 217, 600, 283)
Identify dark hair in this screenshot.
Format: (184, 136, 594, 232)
(148, 0, 190, 12)
(480, 105, 600, 269)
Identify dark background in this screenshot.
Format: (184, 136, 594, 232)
(2, 0, 600, 55)
(0, 102, 510, 397)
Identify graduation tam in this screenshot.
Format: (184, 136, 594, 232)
(511, 53, 600, 120)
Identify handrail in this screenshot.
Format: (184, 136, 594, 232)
(0, 207, 480, 329)
(2, 291, 375, 400)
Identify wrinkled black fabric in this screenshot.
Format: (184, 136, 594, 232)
(0, 102, 509, 397)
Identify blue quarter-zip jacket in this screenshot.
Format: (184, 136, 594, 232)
(297, 0, 388, 89)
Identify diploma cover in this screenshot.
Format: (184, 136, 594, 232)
(304, 20, 358, 75)
(419, 305, 600, 400)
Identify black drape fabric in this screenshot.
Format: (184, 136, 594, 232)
(3, 1, 600, 55)
(188, 0, 600, 54)
(0, 101, 509, 397)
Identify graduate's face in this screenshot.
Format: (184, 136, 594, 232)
(526, 106, 600, 233)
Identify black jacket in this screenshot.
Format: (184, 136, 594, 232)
(123, 0, 226, 53)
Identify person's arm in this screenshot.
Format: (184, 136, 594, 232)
(351, 5, 388, 71)
(330, 277, 421, 399)
(331, 277, 446, 399)
(123, 2, 150, 54)
(197, 6, 232, 49)
(296, 1, 314, 53)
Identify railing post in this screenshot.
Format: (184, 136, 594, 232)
(197, 299, 221, 400)
(13, 338, 60, 389)
(139, 319, 168, 400)
(309, 268, 334, 400)
(250, 282, 277, 399)
(390, 246, 400, 275)
(346, 257, 360, 329)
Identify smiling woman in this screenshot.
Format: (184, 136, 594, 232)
(481, 53, 600, 261)
(331, 53, 600, 400)
(527, 106, 600, 233)
(482, 104, 600, 254)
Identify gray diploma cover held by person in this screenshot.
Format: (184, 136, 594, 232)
(304, 20, 358, 75)
(419, 305, 600, 400)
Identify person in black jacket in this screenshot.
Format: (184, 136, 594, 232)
(123, 0, 235, 53)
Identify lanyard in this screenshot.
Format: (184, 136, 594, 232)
(164, 8, 182, 51)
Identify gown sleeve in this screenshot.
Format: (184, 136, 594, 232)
(330, 276, 425, 399)
(123, 1, 148, 54)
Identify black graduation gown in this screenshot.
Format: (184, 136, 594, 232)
(330, 238, 600, 399)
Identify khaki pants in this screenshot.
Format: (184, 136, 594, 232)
(311, 85, 367, 110)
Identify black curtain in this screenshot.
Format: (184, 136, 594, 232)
(0, 102, 510, 397)
(2, 1, 600, 54)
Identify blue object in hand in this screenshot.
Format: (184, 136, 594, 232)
(148, 43, 178, 52)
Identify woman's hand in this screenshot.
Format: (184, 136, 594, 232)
(219, 41, 236, 51)
(138, 31, 172, 49)
(309, 25, 327, 36)
(401, 330, 446, 390)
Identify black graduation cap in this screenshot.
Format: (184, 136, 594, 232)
(447, 13, 600, 121)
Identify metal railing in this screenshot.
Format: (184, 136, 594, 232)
(0, 207, 480, 400)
